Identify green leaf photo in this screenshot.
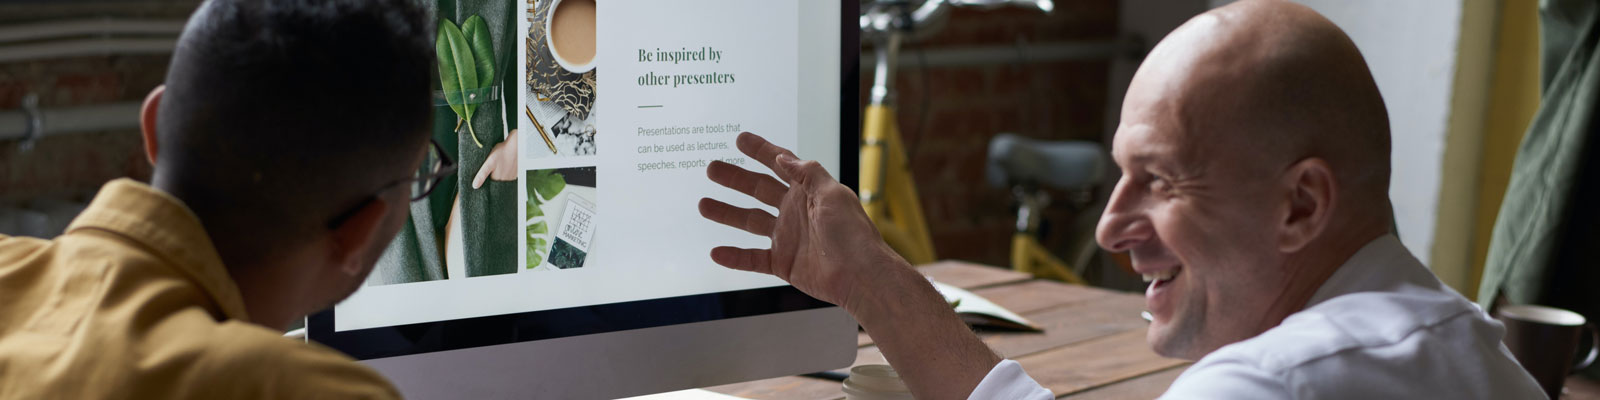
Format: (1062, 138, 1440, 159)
(437, 14, 497, 148)
(523, 166, 597, 271)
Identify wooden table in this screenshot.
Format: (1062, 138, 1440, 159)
(707, 261, 1188, 399)
(1570, 375, 1600, 400)
(705, 260, 1600, 399)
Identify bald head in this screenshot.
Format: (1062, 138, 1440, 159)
(1101, 0, 1394, 359)
(1126, 0, 1390, 212)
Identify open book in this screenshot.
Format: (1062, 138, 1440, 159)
(931, 280, 1042, 332)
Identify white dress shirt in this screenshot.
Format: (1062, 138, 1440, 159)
(969, 234, 1545, 399)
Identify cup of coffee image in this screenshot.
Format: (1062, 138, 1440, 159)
(544, 0, 596, 73)
(1496, 304, 1599, 399)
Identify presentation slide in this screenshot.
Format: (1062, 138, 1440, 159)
(337, 0, 840, 331)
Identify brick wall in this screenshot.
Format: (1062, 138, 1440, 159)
(0, 55, 169, 204)
(0, 1, 199, 208)
(861, 2, 1119, 267)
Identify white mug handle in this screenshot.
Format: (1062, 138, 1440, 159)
(1576, 323, 1599, 371)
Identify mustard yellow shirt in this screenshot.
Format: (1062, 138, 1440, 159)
(0, 179, 399, 399)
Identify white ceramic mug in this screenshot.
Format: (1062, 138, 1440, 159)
(545, 0, 597, 73)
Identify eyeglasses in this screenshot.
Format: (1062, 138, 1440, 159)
(327, 138, 457, 228)
(408, 138, 458, 201)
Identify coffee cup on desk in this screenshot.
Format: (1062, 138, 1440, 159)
(842, 365, 913, 400)
(1497, 304, 1599, 399)
(546, 0, 597, 73)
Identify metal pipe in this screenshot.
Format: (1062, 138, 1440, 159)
(0, 101, 143, 142)
(860, 37, 1141, 69)
(0, 18, 185, 43)
(0, 37, 176, 63)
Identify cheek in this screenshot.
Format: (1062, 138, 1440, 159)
(1146, 204, 1224, 263)
(363, 194, 411, 263)
(383, 192, 413, 233)
(1166, 208, 1284, 308)
(1168, 200, 1275, 253)
(1151, 203, 1277, 294)
(385, 204, 410, 233)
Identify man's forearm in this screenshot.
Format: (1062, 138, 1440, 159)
(848, 262, 1003, 400)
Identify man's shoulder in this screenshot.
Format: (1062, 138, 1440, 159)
(1210, 289, 1483, 372)
(1173, 290, 1540, 399)
(151, 320, 400, 399)
(0, 232, 40, 246)
(199, 322, 351, 366)
(0, 234, 62, 330)
(0, 233, 52, 269)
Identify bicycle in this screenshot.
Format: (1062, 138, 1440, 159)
(985, 133, 1107, 284)
(857, 0, 1054, 266)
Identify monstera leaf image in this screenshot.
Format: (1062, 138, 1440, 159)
(437, 15, 496, 148)
(525, 169, 566, 268)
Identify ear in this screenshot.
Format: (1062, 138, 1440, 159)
(140, 85, 165, 165)
(1278, 157, 1336, 253)
(329, 197, 390, 276)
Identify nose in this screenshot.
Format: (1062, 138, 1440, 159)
(1096, 175, 1153, 253)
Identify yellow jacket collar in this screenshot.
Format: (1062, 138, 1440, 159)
(66, 178, 251, 321)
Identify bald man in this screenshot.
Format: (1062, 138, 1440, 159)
(699, 1, 1544, 399)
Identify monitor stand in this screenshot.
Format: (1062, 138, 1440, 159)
(366, 307, 855, 399)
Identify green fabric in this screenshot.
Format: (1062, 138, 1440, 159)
(370, 0, 519, 285)
(1478, 0, 1600, 375)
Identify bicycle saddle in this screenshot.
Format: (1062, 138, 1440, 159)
(985, 133, 1107, 191)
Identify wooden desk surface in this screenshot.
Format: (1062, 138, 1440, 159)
(704, 260, 1600, 399)
(706, 261, 1188, 399)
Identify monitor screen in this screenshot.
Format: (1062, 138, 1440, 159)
(310, 0, 854, 364)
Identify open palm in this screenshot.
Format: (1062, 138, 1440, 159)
(699, 133, 903, 310)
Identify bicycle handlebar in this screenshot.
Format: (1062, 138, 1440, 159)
(946, 0, 1053, 13)
(861, 0, 1052, 42)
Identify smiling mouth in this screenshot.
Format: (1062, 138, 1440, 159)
(1142, 266, 1182, 287)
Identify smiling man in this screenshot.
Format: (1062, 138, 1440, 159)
(1101, 0, 1399, 361)
(700, 1, 1544, 399)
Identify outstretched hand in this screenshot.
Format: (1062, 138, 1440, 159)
(699, 132, 906, 311)
(703, 132, 1003, 400)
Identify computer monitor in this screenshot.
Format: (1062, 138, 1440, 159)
(308, 0, 859, 398)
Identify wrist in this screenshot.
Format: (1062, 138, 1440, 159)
(844, 255, 934, 329)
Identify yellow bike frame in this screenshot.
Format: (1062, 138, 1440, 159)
(858, 18, 939, 266)
(860, 104, 937, 265)
(860, 0, 1096, 280)
(1011, 233, 1086, 284)
(1006, 188, 1087, 284)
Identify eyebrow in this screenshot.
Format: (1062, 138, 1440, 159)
(1116, 144, 1207, 181)
(1113, 143, 1168, 168)
(1121, 151, 1158, 166)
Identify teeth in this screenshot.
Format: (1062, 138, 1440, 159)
(1141, 268, 1178, 283)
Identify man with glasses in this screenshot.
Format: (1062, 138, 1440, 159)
(0, 0, 436, 397)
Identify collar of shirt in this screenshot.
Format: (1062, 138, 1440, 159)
(1305, 233, 1441, 308)
(64, 178, 251, 322)
(1294, 232, 1482, 350)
